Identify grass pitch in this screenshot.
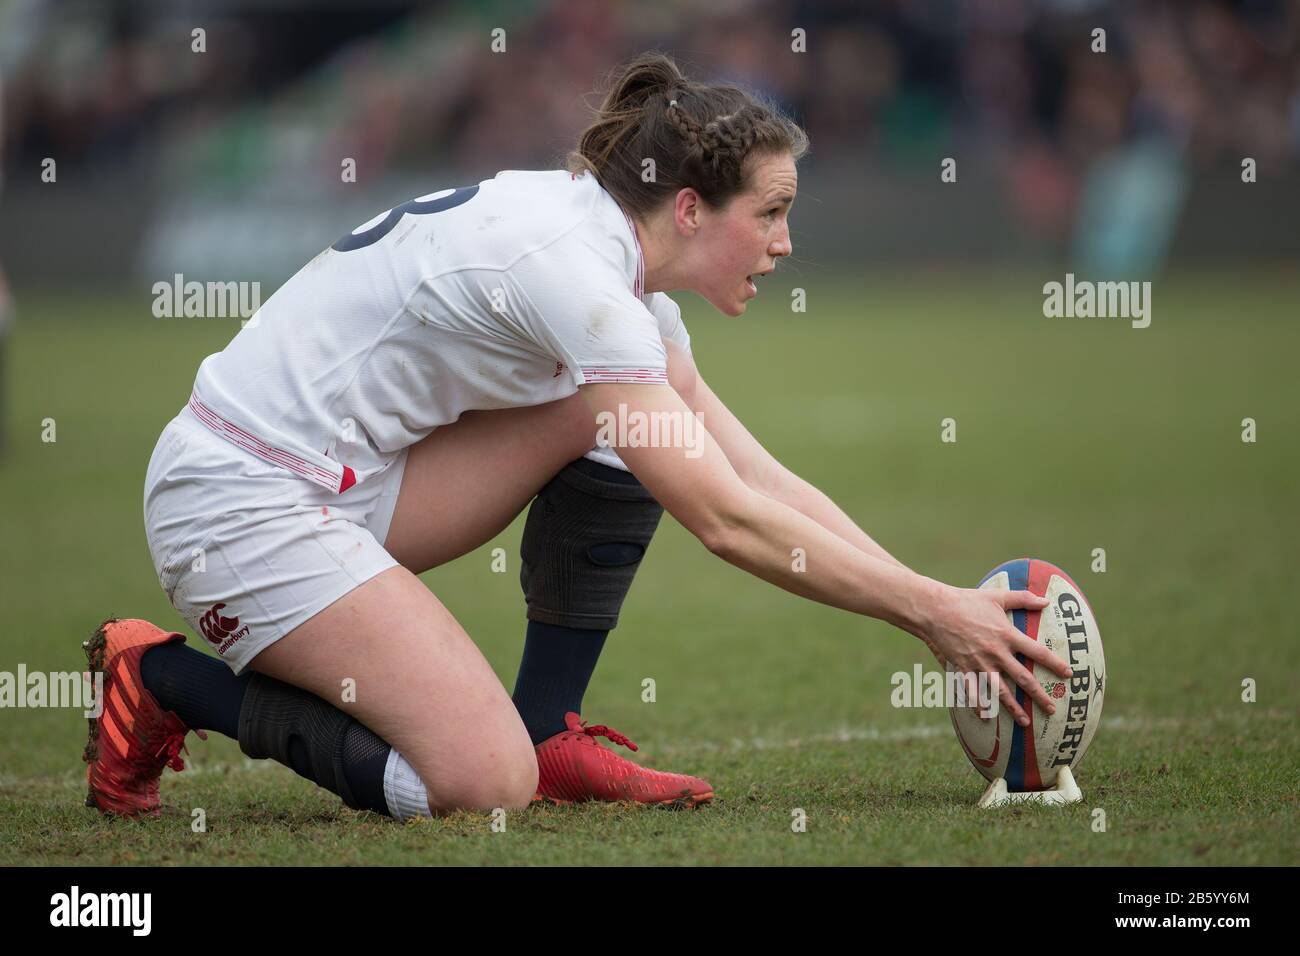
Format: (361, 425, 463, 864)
(1, 270, 1296, 865)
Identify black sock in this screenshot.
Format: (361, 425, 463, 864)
(511, 620, 608, 745)
(140, 641, 251, 739)
(141, 642, 393, 816)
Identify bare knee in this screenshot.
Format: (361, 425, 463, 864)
(424, 745, 539, 813)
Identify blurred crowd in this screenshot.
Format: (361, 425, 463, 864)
(1, 0, 1297, 278)
(2, 0, 1296, 186)
(0, 0, 1292, 449)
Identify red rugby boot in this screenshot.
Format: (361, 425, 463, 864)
(82, 618, 206, 817)
(534, 712, 713, 808)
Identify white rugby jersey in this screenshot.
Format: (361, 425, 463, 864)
(187, 169, 691, 492)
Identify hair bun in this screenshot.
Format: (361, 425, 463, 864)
(566, 51, 808, 216)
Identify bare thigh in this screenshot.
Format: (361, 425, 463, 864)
(382, 393, 597, 573)
(241, 344, 700, 809)
(248, 565, 538, 812)
(245, 394, 601, 812)
(385, 337, 696, 570)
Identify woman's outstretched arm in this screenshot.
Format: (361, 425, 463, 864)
(579, 379, 1070, 727)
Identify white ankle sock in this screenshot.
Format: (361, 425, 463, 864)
(382, 749, 431, 820)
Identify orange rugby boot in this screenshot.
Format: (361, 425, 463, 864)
(82, 618, 206, 817)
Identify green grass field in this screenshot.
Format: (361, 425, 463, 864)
(1, 270, 1297, 865)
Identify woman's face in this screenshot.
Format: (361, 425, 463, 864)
(692, 152, 797, 316)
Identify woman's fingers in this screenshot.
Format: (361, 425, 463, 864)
(1001, 590, 1051, 611)
(992, 590, 1073, 679)
(965, 671, 1000, 721)
(964, 671, 980, 709)
(1001, 653, 1058, 714)
(1012, 630, 1073, 678)
(997, 676, 1029, 726)
(958, 670, 980, 713)
(935, 587, 1073, 726)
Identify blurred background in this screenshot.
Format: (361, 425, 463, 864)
(1, 0, 1297, 288)
(1, 0, 1298, 865)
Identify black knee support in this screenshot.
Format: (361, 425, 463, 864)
(519, 457, 664, 630)
(237, 673, 387, 813)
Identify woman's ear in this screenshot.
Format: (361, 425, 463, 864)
(673, 188, 702, 236)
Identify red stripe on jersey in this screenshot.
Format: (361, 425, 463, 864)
(187, 394, 349, 493)
(189, 400, 334, 484)
(188, 396, 331, 478)
(582, 367, 665, 373)
(618, 206, 645, 299)
(581, 367, 668, 384)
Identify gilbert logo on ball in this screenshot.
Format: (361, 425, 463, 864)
(948, 558, 1106, 792)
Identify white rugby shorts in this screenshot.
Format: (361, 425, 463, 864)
(143, 405, 409, 673)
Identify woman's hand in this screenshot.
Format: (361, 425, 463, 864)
(920, 585, 1073, 726)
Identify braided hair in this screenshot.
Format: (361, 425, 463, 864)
(567, 52, 808, 218)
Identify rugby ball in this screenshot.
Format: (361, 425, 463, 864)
(948, 558, 1105, 790)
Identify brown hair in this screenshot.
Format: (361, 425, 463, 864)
(567, 52, 809, 218)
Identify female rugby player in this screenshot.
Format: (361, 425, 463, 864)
(83, 53, 1069, 819)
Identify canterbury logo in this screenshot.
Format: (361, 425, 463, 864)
(199, 603, 240, 645)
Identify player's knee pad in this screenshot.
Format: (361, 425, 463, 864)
(238, 673, 375, 811)
(519, 457, 664, 630)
